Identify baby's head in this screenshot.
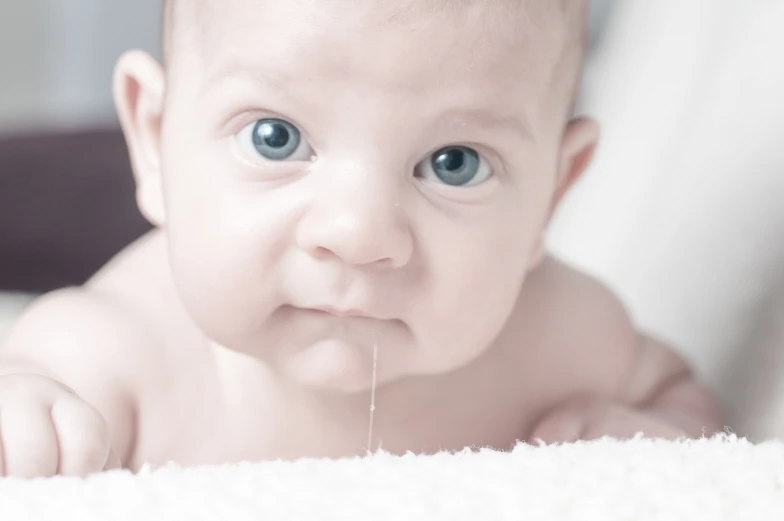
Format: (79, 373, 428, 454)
(115, 0, 597, 393)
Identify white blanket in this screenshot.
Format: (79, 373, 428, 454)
(0, 436, 781, 520)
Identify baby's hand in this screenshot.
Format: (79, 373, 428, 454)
(528, 399, 687, 445)
(0, 374, 119, 478)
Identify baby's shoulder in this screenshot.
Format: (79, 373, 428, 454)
(522, 255, 632, 327)
(2, 231, 186, 387)
(520, 254, 637, 367)
(473, 256, 641, 410)
(1, 286, 161, 385)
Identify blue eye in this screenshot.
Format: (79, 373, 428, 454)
(252, 119, 300, 160)
(416, 146, 492, 187)
(238, 118, 312, 161)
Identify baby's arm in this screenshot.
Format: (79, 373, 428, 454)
(526, 259, 722, 443)
(617, 334, 721, 437)
(0, 289, 141, 476)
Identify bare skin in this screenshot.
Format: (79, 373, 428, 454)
(0, 0, 720, 478)
(0, 232, 719, 476)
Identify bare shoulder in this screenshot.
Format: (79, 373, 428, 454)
(512, 255, 640, 398)
(1, 231, 183, 408)
(1, 233, 174, 387)
(521, 255, 637, 338)
(0, 279, 158, 464)
(0, 231, 193, 461)
(2, 286, 149, 380)
(519, 257, 718, 432)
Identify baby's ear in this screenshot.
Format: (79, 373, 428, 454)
(553, 117, 599, 211)
(529, 117, 599, 269)
(113, 50, 167, 227)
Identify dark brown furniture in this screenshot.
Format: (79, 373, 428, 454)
(0, 128, 151, 292)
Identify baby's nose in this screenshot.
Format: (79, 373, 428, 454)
(296, 182, 413, 268)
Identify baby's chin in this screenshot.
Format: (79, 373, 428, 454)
(280, 338, 391, 394)
(277, 339, 487, 394)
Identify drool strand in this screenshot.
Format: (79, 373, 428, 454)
(366, 341, 378, 454)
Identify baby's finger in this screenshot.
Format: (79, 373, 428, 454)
(103, 446, 121, 471)
(0, 402, 59, 478)
(529, 405, 590, 444)
(529, 401, 687, 444)
(580, 404, 686, 441)
(50, 397, 114, 477)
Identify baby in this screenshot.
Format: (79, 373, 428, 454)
(0, 0, 720, 478)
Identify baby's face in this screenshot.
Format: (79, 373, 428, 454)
(152, 0, 590, 392)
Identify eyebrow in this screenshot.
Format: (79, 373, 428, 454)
(431, 107, 533, 142)
(200, 61, 292, 96)
(201, 62, 533, 141)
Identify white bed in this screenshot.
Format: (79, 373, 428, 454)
(0, 436, 781, 520)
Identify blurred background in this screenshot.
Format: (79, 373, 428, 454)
(0, 0, 161, 132)
(1, 1, 783, 440)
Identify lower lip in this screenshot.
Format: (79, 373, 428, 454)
(307, 308, 370, 319)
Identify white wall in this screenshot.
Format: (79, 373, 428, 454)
(548, 0, 784, 440)
(0, 0, 49, 129)
(0, 0, 161, 132)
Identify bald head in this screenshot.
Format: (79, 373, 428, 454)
(160, 0, 590, 116)
(162, 0, 589, 62)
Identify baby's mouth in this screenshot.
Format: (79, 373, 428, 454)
(308, 306, 372, 319)
(271, 305, 410, 391)
(291, 303, 396, 323)
(274, 304, 405, 346)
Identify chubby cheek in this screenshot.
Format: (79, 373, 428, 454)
(410, 206, 540, 374)
(162, 157, 298, 347)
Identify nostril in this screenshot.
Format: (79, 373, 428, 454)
(313, 246, 333, 259)
(375, 257, 396, 268)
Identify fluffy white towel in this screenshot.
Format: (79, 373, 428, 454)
(0, 436, 781, 520)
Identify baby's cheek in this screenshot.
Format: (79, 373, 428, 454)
(167, 233, 274, 338)
(414, 260, 524, 372)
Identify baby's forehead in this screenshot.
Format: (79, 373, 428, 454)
(165, 0, 585, 58)
(166, 0, 575, 21)
(164, 0, 586, 109)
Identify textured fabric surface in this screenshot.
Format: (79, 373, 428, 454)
(0, 436, 781, 520)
